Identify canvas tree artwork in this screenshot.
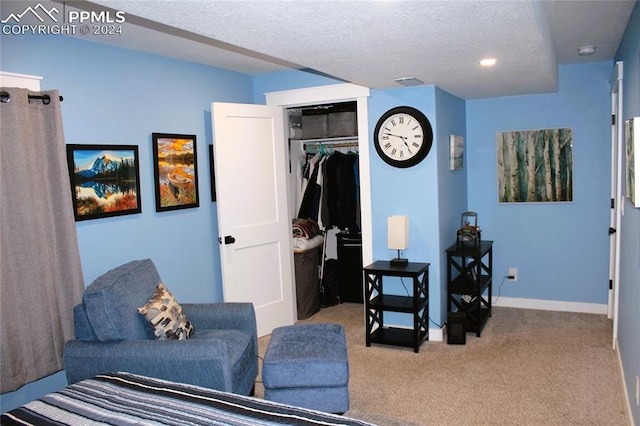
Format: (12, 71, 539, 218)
(496, 128, 573, 203)
(625, 117, 639, 208)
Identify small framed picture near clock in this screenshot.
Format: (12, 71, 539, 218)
(450, 135, 464, 170)
(625, 117, 639, 208)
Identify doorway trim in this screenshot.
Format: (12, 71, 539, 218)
(265, 83, 373, 266)
(609, 61, 623, 350)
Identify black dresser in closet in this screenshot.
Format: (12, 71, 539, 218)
(337, 233, 363, 303)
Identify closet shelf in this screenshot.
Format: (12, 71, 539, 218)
(298, 136, 359, 145)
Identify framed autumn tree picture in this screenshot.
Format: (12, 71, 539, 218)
(152, 133, 199, 212)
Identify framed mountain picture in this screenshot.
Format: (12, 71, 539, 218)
(66, 144, 142, 221)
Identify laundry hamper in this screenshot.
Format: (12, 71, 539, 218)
(293, 235, 324, 319)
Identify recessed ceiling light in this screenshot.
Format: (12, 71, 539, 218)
(577, 45, 596, 56)
(480, 58, 497, 67)
(394, 77, 424, 87)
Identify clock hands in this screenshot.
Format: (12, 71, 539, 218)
(383, 132, 407, 141)
(382, 132, 414, 156)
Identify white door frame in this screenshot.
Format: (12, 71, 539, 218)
(608, 61, 623, 349)
(265, 84, 373, 267)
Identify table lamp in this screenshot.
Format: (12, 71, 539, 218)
(388, 215, 409, 266)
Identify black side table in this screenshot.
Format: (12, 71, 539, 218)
(363, 261, 429, 353)
(445, 241, 493, 337)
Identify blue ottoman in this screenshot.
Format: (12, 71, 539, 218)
(263, 324, 349, 413)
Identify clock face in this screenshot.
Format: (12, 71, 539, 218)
(374, 106, 433, 168)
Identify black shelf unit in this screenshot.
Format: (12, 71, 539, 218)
(445, 241, 493, 337)
(363, 261, 429, 353)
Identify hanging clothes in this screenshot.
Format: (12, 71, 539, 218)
(325, 151, 358, 232)
(297, 154, 323, 223)
(297, 148, 359, 234)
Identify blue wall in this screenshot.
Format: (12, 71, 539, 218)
(0, 33, 253, 411)
(615, 1, 640, 423)
(434, 88, 468, 322)
(368, 87, 439, 266)
(366, 86, 466, 327)
(467, 62, 612, 305)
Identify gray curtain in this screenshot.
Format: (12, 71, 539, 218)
(0, 88, 84, 393)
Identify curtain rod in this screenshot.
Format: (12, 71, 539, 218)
(29, 94, 64, 103)
(0, 91, 64, 104)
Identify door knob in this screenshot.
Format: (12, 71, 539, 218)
(224, 235, 236, 245)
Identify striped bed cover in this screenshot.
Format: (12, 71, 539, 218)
(1, 372, 374, 426)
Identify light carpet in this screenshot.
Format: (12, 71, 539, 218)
(256, 303, 627, 425)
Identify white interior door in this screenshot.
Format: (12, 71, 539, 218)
(212, 102, 296, 337)
(608, 61, 623, 349)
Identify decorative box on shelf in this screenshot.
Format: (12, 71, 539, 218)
(456, 211, 481, 248)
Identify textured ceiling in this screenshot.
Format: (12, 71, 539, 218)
(10, 0, 635, 99)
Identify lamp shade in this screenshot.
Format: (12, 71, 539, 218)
(388, 215, 409, 250)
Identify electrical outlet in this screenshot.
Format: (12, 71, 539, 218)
(508, 267, 518, 282)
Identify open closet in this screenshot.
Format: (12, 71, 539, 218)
(288, 101, 364, 310)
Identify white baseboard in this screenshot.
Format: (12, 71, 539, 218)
(427, 297, 607, 343)
(492, 296, 608, 315)
(615, 339, 637, 426)
(388, 325, 445, 342)
(429, 327, 443, 342)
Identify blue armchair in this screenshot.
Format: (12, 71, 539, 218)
(63, 259, 258, 395)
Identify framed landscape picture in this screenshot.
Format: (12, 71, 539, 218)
(625, 117, 639, 207)
(152, 133, 199, 212)
(450, 134, 464, 170)
(496, 128, 573, 203)
(66, 144, 142, 221)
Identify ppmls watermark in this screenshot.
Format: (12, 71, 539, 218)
(1, 3, 126, 36)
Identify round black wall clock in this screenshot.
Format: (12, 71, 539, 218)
(373, 106, 433, 168)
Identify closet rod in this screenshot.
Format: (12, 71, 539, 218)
(304, 142, 359, 152)
(301, 136, 358, 144)
(0, 91, 63, 104)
